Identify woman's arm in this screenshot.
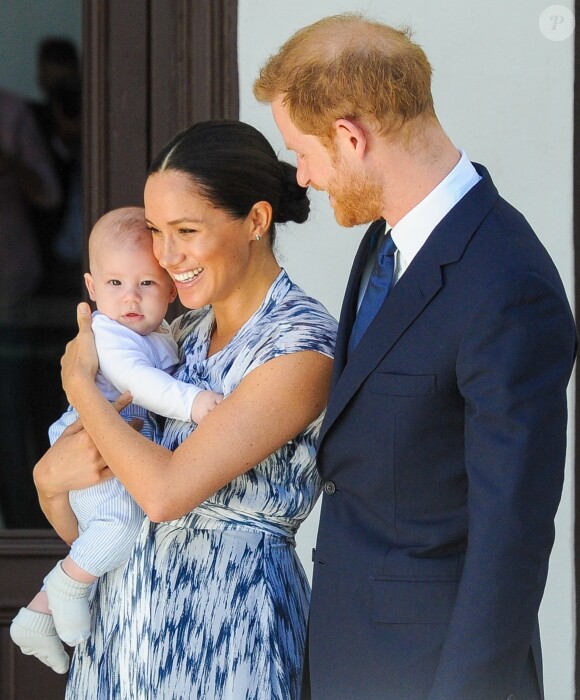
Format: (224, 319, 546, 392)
(62, 303, 333, 523)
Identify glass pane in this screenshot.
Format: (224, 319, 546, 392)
(0, 1, 83, 527)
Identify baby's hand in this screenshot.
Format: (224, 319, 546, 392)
(190, 390, 223, 423)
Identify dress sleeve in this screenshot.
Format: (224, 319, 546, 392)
(93, 316, 202, 422)
(239, 297, 337, 380)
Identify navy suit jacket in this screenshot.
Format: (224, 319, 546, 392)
(304, 165, 577, 700)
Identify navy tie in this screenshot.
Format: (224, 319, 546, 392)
(349, 227, 396, 352)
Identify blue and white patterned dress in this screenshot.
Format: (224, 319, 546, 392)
(65, 270, 337, 700)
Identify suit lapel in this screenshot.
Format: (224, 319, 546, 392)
(319, 163, 499, 447)
(331, 220, 384, 388)
(321, 245, 443, 441)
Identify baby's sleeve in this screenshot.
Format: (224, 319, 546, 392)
(93, 315, 202, 422)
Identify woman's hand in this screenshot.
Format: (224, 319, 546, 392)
(33, 394, 135, 543)
(33, 418, 109, 544)
(35, 417, 113, 498)
(61, 302, 99, 405)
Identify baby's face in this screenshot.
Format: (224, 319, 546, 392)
(85, 241, 177, 335)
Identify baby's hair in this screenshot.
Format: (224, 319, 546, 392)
(88, 206, 151, 269)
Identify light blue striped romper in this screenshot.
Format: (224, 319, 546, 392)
(65, 271, 337, 700)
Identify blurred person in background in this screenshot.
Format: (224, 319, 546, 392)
(29, 37, 82, 295)
(0, 86, 61, 528)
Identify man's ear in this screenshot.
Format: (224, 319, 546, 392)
(84, 272, 97, 301)
(334, 118, 367, 160)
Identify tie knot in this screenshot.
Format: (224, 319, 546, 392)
(378, 230, 396, 265)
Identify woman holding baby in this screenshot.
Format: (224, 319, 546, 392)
(34, 120, 337, 699)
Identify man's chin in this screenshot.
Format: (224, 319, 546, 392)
(333, 208, 375, 228)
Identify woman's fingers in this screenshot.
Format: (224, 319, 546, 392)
(60, 416, 84, 436)
(111, 392, 133, 414)
(77, 301, 92, 329)
(61, 303, 99, 401)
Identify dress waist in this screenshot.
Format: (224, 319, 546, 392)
(154, 501, 298, 544)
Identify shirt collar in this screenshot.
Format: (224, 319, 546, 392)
(389, 149, 481, 268)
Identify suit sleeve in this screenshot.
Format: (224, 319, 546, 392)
(94, 321, 202, 423)
(427, 271, 577, 699)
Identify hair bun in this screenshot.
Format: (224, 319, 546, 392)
(275, 162, 310, 224)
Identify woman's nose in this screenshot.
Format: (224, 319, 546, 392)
(154, 237, 182, 269)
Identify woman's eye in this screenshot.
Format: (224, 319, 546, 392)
(178, 228, 195, 235)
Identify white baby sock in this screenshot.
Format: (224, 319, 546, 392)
(44, 560, 93, 646)
(10, 607, 70, 674)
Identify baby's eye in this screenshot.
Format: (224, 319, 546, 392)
(141, 280, 155, 286)
(108, 279, 121, 286)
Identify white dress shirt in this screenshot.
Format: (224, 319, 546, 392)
(357, 149, 481, 307)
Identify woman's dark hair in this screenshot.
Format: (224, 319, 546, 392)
(148, 120, 310, 243)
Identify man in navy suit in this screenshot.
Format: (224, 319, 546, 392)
(254, 12, 577, 700)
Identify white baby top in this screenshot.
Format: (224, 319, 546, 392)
(92, 311, 202, 422)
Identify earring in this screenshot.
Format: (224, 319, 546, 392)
(255, 235, 261, 241)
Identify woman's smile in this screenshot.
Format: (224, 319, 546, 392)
(173, 267, 204, 284)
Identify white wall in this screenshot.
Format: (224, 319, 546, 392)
(239, 2, 576, 698)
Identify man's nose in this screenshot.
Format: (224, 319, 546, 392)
(296, 159, 310, 188)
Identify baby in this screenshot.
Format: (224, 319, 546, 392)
(10, 206, 222, 673)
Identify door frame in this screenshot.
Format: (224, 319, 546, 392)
(574, 14, 579, 697)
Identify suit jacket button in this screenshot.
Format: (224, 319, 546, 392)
(506, 695, 516, 700)
(323, 480, 336, 495)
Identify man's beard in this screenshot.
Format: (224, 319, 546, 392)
(327, 161, 383, 227)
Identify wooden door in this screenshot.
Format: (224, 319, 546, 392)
(0, 2, 238, 697)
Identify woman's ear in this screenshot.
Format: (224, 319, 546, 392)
(334, 118, 367, 160)
(248, 201, 273, 240)
(168, 280, 178, 303)
(84, 272, 97, 302)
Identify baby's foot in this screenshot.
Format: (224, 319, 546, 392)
(44, 561, 93, 645)
(10, 607, 69, 674)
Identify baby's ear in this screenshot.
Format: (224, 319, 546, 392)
(84, 273, 97, 301)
